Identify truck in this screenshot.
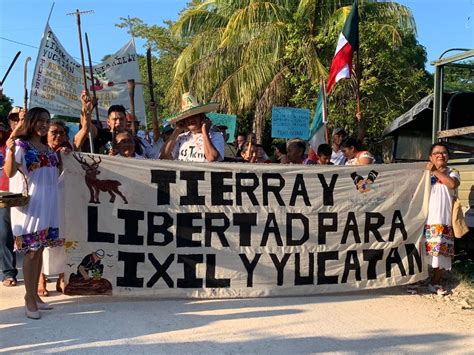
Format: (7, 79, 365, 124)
(382, 48, 474, 251)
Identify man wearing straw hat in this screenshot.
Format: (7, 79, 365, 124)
(161, 93, 224, 162)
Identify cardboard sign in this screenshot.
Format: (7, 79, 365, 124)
(271, 107, 310, 139)
(207, 113, 237, 143)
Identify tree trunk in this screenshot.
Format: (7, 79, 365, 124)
(253, 108, 265, 144)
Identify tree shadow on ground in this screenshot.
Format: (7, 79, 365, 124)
(0, 287, 469, 354)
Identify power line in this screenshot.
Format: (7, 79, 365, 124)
(0, 36, 101, 64)
(0, 36, 38, 49)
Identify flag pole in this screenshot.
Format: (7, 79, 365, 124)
(320, 76, 329, 144)
(355, 48, 365, 142)
(46, 2, 55, 24)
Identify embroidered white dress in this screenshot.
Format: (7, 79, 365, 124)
(424, 167, 460, 270)
(9, 139, 63, 253)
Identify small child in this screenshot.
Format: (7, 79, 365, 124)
(110, 131, 144, 159)
(317, 144, 334, 165)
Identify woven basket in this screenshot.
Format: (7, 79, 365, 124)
(0, 169, 29, 208)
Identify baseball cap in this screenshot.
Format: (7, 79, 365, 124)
(161, 121, 174, 134)
(332, 127, 347, 136)
(7, 106, 22, 121)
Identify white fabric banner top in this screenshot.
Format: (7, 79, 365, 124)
(30, 24, 146, 123)
(63, 155, 430, 298)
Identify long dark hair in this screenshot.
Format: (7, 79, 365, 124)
(15, 107, 50, 141)
(341, 137, 364, 152)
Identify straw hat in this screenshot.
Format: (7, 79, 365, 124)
(169, 93, 219, 125)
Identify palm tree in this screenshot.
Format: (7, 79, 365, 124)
(169, 0, 415, 142)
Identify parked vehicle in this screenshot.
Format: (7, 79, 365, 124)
(383, 48, 474, 252)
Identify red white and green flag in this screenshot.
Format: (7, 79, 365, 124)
(326, 0, 359, 94)
(309, 78, 328, 152)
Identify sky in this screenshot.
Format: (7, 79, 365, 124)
(1, 0, 473, 107)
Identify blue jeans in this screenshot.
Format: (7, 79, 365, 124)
(0, 207, 17, 280)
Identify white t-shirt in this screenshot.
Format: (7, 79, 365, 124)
(331, 150, 346, 165)
(427, 168, 460, 226)
(172, 131, 225, 162)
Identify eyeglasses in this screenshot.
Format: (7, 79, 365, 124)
(431, 151, 448, 156)
(49, 130, 66, 136)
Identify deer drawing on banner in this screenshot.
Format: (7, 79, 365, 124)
(73, 153, 128, 204)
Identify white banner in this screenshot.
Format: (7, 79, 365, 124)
(30, 24, 146, 123)
(63, 155, 430, 298)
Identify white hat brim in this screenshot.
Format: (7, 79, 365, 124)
(169, 103, 219, 125)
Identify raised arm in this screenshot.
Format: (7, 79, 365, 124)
(74, 90, 95, 150)
(160, 125, 183, 160)
(201, 118, 222, 162)
(150, 101, 160, 143)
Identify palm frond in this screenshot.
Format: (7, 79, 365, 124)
(172, 6, 227, 39)
(220, 1, 291, 47)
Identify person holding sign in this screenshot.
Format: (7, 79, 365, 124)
(424, 143, 460, 296)
(4, 107, 63, 319)
(161, 93, 224, 162)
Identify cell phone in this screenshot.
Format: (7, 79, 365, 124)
(105, 141, 114, 152)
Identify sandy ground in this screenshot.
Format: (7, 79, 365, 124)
(1, 275, 473, 354)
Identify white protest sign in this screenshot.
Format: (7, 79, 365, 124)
(30, 24, 146, 123)
(62, 156, 429, 298)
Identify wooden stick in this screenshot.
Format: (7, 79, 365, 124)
(68, 9, 95, 152)
(1, 51, 21, 86)
(146, 48, 159, 142)
(127, 79, 136, 136)
(23, 57, 31, 110)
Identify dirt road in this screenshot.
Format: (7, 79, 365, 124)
(0, 279, 473, 354)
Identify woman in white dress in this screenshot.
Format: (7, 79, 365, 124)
(4, 107, 63, 319)
(424, 142, 460, 295)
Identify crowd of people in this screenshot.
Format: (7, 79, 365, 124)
(0, 90, 462, 319)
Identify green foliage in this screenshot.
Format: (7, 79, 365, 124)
(0, 93, 13, 119)
(116, 17, 186, 129)
(115, 1, 433, 143)
(289, 2, 432, 140)
(444, 61, 474, 92)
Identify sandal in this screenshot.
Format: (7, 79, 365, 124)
(56, 274, 65, 293)
(37, 273, 49, 297)
(2, 278, 17, 287)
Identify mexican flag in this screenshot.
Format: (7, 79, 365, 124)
(309, 79, 328, 152)
(326, 0, 359, 94)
